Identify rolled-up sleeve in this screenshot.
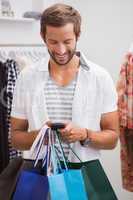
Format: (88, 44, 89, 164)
(101, 71, 118, 114)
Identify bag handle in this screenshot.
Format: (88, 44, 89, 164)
(49, 129, 60, 174)
(52, 145, 64, 173)
(46, 128, 65, 175)
(56, 129, 83, 163)
(54, 129, 68, 170)
(34, 127, 49, 167)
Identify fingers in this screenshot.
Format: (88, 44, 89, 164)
(44, 121, 78, 143)
(60, 128, 76, 143)
(64, 122, 73, 132)
(46, 120, 52, 127)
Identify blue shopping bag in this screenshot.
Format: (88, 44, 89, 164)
(49, 169, 88, 200)
(13, 127, 50, 200)
(48, 129, 88, 200)
(13, 170, 49, 200)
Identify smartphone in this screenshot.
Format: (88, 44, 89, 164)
(51, 122, 65, 130)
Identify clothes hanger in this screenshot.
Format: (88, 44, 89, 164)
(0, 50, 7, 62)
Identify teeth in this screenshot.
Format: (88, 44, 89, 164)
(57, 55, 65, 57)
(56, 54, 67, 58)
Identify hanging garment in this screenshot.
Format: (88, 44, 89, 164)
(0, 59, 22, 173)
(117, 52, 133, 191)
(0, 61, 9, 173)
(117, 52, 133, 128)
(6, 59, 22, 160)
(0, 46, 46, 172)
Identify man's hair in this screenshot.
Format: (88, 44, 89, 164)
(40, 3, 81, 40)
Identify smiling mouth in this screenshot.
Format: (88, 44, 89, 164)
(55, 54, 68, 59)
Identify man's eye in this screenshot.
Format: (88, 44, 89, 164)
(64, 41, 71, 44)
(50, 41, 57, 44)
(65, 42, 70, 45)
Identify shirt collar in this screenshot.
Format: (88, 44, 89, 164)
(37, 51, 90, 71)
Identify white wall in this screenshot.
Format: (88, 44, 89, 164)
(62, 1, 133, 200)
(62, 0, 133, 82)
(0, 0, 133, 199)
(0, 0, 42, 45)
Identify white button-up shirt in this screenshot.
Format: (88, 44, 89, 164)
(11, 52, 117, 162)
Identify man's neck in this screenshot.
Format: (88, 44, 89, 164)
(49, 55, 80, 86)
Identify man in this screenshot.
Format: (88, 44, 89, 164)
(11, 3, 119, 162)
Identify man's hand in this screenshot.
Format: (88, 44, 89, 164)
(59, 122, 87, 143)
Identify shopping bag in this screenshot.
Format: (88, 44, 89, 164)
(82, 159, 118, 200)
(49, 169, 88, 200)
(13, 126, 50, 200)
(66, 159, 118, 200)
(0, 157, 23, 200)
(0, 157, 48, 200)
(54, 130, 118, 200)
(48, 129, 88, 200)
(13, 169, 49, 200)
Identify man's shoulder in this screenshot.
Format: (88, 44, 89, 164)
(80, 53, 114, 87)
(80, 52, 110, 77)
(19, 57, 49, 78)
(83, 57, 111, 79)
(15, 58, 49, 91)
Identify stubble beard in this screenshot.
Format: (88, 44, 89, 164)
(48, 46, 76, 66)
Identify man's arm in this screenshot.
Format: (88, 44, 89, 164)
(59, 111, 119, 150)
(11, 117, 39, 150)
(86, 111, 119, 149)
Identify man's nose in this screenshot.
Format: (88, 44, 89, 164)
(55, 43, 66, 55)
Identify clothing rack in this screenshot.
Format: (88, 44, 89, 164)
(0, 43, 48, 170)
(0, 43, 47, 62)
(0, 43, 44, 47)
